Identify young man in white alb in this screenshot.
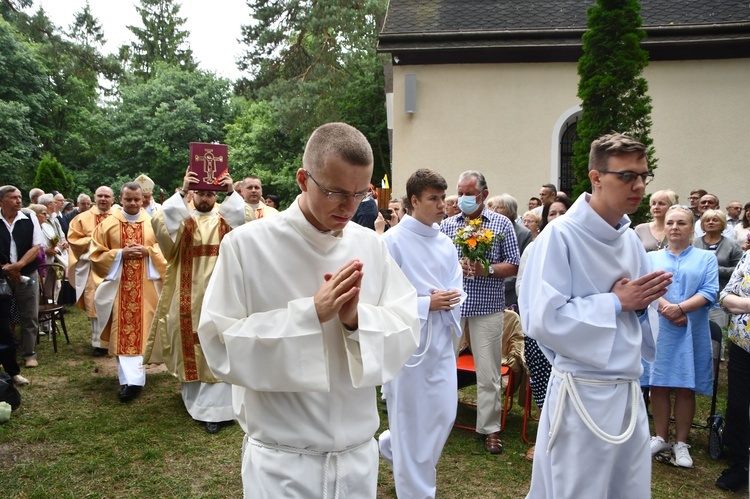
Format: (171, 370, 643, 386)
(519, 133, 672, 498)
(379, 168, 463, 498)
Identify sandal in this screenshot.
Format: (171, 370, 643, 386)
(484, 432, 503, 454)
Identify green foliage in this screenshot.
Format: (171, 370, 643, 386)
(1, 0, 391, 202)
(0, 16, 47, 189)
(235, 0, 390, 185)
(2, 4, 121, 195)
(225, 100, 302, 204)
(0, 100, 37, 188)
(110, 64, 235, 192)
(34, 152, 73, 196)
(573, 0, 656, 223)
(122, 0, 196, 81)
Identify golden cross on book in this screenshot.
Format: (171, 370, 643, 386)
(194, 149, 224, 184)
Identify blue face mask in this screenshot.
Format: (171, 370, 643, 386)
(458, 194, 480, 214)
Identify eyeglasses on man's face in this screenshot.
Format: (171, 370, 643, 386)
(304, 169, 368, 204)
(688, 196, 700, 201)
(598, 170, 654, 186)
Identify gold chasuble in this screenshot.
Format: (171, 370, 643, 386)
(90, 210, 166, 355)
(244, 200, 279, 223)
(146, 205, 232, 382)
(67, 207, 112, 317)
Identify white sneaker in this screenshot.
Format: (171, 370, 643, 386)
(12, 374, 30, 386)
(673, 441, 693, 467)
(650, 436, 670, 456)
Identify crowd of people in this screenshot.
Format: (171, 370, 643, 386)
(1, 122, 749, 497)
(0, 172, 280, 419)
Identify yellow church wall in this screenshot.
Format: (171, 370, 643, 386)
(390, 58, 750, 210)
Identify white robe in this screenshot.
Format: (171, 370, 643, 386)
(197, 196, 420, 498)
(379, 215, 464, 499)
(518, 193, 658, 499)
(154, 191, 246, 423)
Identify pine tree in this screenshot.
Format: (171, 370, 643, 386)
(572, 0, 656, 222)
(34, 153, 72, 196)
(234, 0, 390, 182)
(122, 0, 196, 81)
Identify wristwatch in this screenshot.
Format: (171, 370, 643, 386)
(487, 265, 495, 276)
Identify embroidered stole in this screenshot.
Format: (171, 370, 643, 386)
(179, 217, 230, 380)
(118, 221, 145, 355)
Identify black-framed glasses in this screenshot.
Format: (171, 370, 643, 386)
(598, 170, 654, 185)
(304, 170, 368, 204)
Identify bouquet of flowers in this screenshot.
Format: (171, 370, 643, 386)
(453, 218, 498, 276)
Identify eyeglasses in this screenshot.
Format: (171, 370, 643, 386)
(598, 170, 654, 185)
(688, 196, 700, 201)
(304, 170, 368, 204)
(699, 200, 717, 206)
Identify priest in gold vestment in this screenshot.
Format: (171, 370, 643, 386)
(90, 182, 167, 402)
(242, 175, 279, 222)
(67, 186, 115, 356)
(145, 169, 247, 433)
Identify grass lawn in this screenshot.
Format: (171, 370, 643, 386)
(0, 306, 742, 498)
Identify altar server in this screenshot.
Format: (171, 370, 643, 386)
(519, 133, 672, 498)
(379, 168, 463, 498)
(198, 122, 420, 497)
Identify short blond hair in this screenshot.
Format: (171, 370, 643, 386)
(701, 209, 727, 232)
(666, 205, 695, 228)
(27, 203, 47, 216)
(651, 189, 678, 206)
(302, 122, 373, 175)
(522, 210, 542, 224)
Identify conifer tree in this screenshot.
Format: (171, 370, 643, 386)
(122, 0, 195, 81)
(34, 153, 73, 196)
(572, 0, 656, 222)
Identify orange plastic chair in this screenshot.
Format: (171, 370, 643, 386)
(455, 352, 514, 432)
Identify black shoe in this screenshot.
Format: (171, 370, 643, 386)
(205, 422, 221, 434)
(118, 385, 142, 403)
(92, 347, 108, 357)
(716, 464, 749, 491)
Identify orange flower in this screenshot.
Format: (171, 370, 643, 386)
(467, 237, 477, 248)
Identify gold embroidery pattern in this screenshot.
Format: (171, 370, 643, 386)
(118, 222, 144, 355)
(95, 213, 109, 226)
(178, 218, 230, 380)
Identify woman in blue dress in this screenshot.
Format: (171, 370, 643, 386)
(648, 205, 718, 468)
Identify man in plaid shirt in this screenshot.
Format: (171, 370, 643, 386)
(441, 170, 520, 454)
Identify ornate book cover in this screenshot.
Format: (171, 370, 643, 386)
(189, 142, 228, 191)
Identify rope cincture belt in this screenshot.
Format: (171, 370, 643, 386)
(547, 367, 640, 453)
(243, 434, 371, 499)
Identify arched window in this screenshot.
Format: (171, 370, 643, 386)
(559, 119, 578, 194)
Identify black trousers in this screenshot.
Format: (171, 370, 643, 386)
(725, 341, 750, 467)
(0, 298, 20, 377)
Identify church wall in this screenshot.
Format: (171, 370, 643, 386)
(390, 58, 750, 211)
